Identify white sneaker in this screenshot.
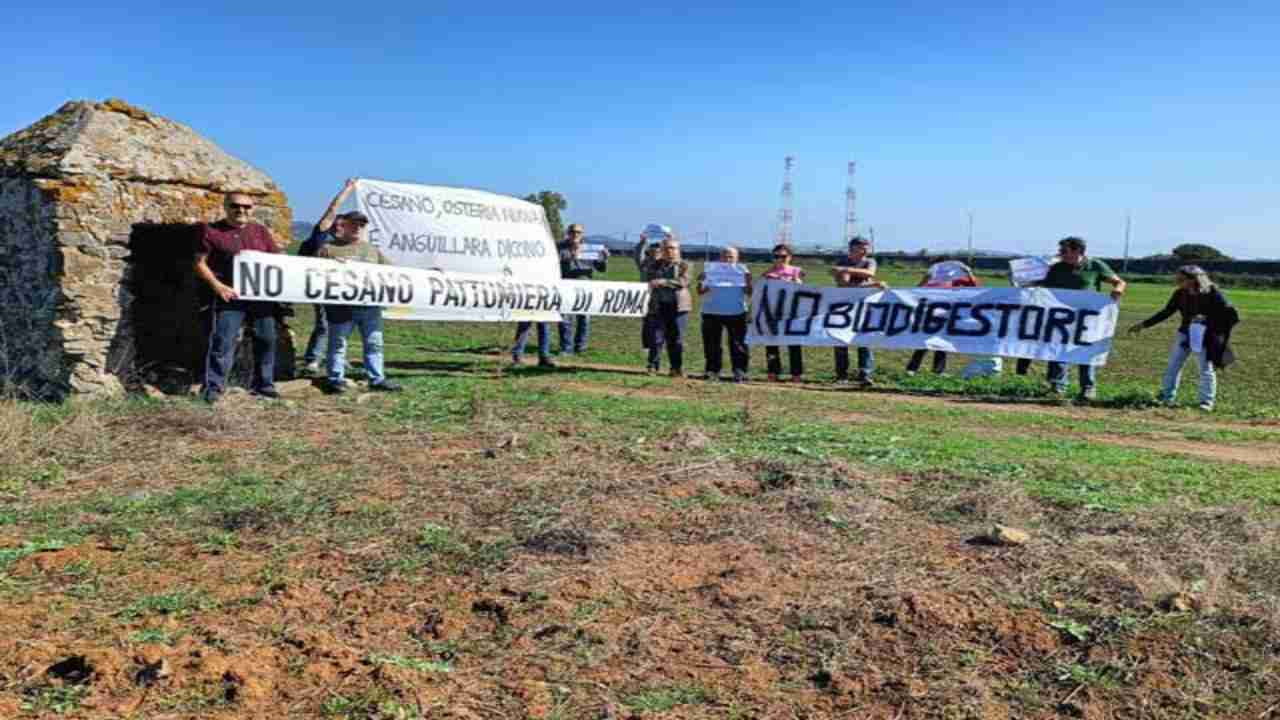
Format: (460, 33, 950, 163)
(1198, 402, 1214, 412)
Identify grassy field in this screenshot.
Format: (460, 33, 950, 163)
(385, 258, 1280, 419)
(1, 259, 1279, 718)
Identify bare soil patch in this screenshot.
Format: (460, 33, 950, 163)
(3, 387, 1279, 718)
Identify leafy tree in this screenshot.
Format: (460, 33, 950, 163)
(1171, 243, 1231, 262)
(524, 191, 567, 242)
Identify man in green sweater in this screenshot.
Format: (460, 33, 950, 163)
(1019, 236, 1127, 400)
(318, 211, 403, 394)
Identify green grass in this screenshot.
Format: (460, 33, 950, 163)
(368, 653, 452, 673)
(118, 589, 217, 619)
(621, 684, 713, 713)
(368, 260, 1280, 419)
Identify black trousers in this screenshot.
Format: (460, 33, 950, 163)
(765, 346, 803, 377)
(907, 350, 948, 374)
(702, 313, 749, 375)
(647, 306, 688, 371)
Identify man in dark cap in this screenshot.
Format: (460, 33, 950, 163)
(1016, 236, 1126, 400)
(298, 179, 357, 376)
(557, 222, 608, 355)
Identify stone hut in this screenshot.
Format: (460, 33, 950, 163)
(0, 99, 295, 399)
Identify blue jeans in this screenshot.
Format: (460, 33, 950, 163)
(834, 347, 874, 379)
(558, 315, 590, 354)
(203, 300, 277, 397)
(1047, 361, 1096, 392)
(327, 306, 386, 386)
(512, 322, 551, 360)
(302, 305, 328, 365)
(1160, 331, 1216, 406)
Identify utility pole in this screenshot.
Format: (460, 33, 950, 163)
(844, 161, 857, 244)
(775, 156, 795, 248)
(966, 210, 975, 267)
(1122, 212, 1132, 272)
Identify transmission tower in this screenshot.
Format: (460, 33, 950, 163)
(775, 156, 795, 247)
(844, 161, 857, 244)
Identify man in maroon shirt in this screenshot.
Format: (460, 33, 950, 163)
(194, 192, 282, 403)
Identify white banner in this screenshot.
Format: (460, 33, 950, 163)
(355, 179, 562, 282)
(746, 280, 1118, 365)
(927, 261, 972, 284)
(1009, 256, 1053, 287)
(577, 244, 606, 261)
(231, 251, 650, 322)
(702, 262, 748, 287)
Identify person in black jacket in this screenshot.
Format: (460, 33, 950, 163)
(299, 179, 357, 376)
(1129, 265, 1239, 411)
(557, 223, 608, 355)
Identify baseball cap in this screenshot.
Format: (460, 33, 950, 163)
(567, 223, 585, 234)
(343, 210, 370, 226)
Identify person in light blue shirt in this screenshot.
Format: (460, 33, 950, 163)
(697, 246, 752, 382)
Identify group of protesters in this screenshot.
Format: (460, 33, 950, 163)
(193, 187, 1239, 412)
(613, 228, 1238, 410)
(194, 180, 402, 403)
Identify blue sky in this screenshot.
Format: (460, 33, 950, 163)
(3, 2, 1277, 257)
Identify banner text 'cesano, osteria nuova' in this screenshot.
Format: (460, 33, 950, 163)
(232, 251, 650, 319)
(355, 180, 564, 283)
(364, 188, 547, 258)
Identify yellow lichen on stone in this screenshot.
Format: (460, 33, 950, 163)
(33, 178, 99, 204)
(99, 98, 153, 122)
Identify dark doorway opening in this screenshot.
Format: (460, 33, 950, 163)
(125, 223, 295, 394)
(125, 223, 206, 391)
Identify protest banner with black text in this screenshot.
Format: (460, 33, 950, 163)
(746, 280, 1118, 365)
(355, 179, 562, 282)
(232, 251, 650, 322)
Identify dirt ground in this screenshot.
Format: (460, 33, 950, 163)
(2, 380, 1279, 719)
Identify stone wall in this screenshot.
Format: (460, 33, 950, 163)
(0, 99, 294, 398)
(0, 178, 62, 397)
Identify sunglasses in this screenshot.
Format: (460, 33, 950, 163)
(773, 253, 788, 258)
(229, 203, 255, 211)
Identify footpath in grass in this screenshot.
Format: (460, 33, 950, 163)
(2, 358, 1280, 718)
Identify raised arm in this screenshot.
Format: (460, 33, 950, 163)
(317, 178, 357, 233)
(633, 236, 649, 271)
